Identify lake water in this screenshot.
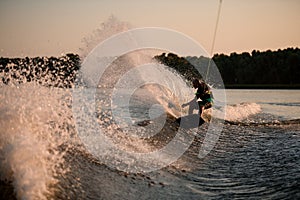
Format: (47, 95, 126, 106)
(1, 83, 299, 199)
(226, 89, 300, 120)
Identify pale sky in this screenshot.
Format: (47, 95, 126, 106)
(0, 0, 299, 57)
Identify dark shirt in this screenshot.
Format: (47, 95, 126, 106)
(195, 82, 212, 100)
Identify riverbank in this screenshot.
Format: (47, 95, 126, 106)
(224, 84, 300, 89)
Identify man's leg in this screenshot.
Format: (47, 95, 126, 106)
(188, 99, 198, 115)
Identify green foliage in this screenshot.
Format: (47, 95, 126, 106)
(154, 53, 203, 83)
(154, 48, 300, 88)
(213, 48, 300, 86)
(0, 53, 80, 88)
(1, 48, 299, 89)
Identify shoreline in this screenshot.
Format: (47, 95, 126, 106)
(224, 84, 300, 89)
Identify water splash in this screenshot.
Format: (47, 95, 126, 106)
(223, 102, 261, 122)
(0, 83, 76, 199)
(80, 15, 132, 58)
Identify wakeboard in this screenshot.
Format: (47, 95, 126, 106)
(136, 113, 205, 129)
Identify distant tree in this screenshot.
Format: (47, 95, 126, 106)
(154, 48, 300, 88)
(154, 53, 202, 83)
(212, 47, 300, 87)
(0, 53, 81, 87)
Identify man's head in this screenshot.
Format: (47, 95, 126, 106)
(192, 79, 200, 89)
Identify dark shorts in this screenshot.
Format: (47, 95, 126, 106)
(198, 99, 213, 110)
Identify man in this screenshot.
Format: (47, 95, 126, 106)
(182, 79, 213, 117)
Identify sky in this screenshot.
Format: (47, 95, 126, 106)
(0, 0, 299, 57)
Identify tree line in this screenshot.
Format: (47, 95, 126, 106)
(1, 48, 299, 89)
(155, 47, 300, 88)
(0, 53, 80, 87)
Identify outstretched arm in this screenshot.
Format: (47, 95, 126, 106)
(182, 97, 197, 108)
(182, 97, 199, 115)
